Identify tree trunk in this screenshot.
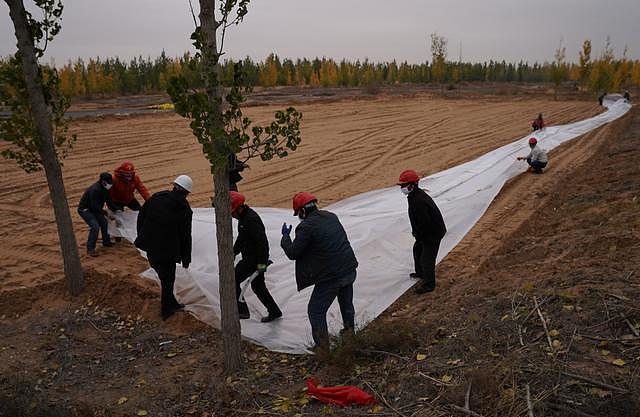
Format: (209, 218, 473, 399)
(199, 0, 243, 373)
(6, 0, 84, 296)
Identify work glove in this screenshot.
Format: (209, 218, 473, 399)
(516, 157, 524, 161)
(257, 263, 267, 273)
(182, 261, 190, 269)
(281, 223, 292, 236)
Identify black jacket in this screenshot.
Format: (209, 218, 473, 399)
(78, 181, 114, 214)
(134, 190, 192, 264)
(407, 187, 446, 243)
(233, 207, 269, 266)
(281, 209, 358, 291)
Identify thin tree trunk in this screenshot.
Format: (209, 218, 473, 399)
(6, 0, 84, 296)
(200, 0, 243, 373)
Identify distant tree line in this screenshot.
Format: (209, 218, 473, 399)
(2, 40, 638, 98)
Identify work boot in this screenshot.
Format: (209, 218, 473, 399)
(239, 311, 250, 320)
(409, 272, 421, 279)
(87, 249, 98, 257)
(161, 304, 185, 321)
(114, 237, 122, 243)
(103, 240, 115, 247)
(260, 311, 282, 323)
(414, 282, 435, 294)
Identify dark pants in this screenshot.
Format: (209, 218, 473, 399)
(308, 270, 356, 348)
(149, 259, 181, 314)
(235, 259, 281, 316)
(111, 198, 142, 211)
(526, 158, 547, 172)
(413, 239, 440, 290)
(78, 208, 110, 251)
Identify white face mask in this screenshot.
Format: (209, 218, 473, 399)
(401, 185, 412, 195)
(104, 183, 113, 190)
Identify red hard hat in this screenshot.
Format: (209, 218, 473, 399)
(397, 169, 420, 185)
(292, 192, 317, 215)
(120, 160, 135, 172)
(528, 137, 538, 145)
(230, 191, 245, 213)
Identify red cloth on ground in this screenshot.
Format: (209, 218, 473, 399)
(306, 378, 376, 407)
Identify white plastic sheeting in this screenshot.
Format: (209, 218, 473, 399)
(113, 97, 631, 353)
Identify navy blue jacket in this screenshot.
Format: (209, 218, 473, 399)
(281, 209, 358, 291)
(78, 181, 113, 214)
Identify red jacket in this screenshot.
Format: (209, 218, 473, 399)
(109, 168, 150, 204)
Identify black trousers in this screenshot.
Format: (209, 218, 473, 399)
(235, 259, 281, 316)
(149, 259, 181, 313)
(413, 239, 441, 289)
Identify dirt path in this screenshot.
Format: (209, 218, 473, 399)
(0, 96, 599, 292)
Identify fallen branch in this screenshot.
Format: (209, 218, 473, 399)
(521, 296, 551, 323)
(562, 371, 629, 393)
(526, 384, 534, 417)
(620, 313, 639, 337)
(533, 296, 553, 350)
(364, 381, 409, 417)
(418, 372, 455, 386)
(364, 349, 409, 361)
(546, 403, 597, 417)
(451, 404, 485, 417)
(579, 334, 640, 342)
(464, 382, 472, 410)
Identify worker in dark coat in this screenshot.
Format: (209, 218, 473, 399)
(281, 192, 358, 350)
(134, 175, 193, 320)
(231, 191, 282, 322)
(398, 170, 446, 294)
(78, 172, 115, 257)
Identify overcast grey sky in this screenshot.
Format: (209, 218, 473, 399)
(1, 0, 638, 65)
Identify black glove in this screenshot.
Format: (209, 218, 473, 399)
(182, 261, 190, 269)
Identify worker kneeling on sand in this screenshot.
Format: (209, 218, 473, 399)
(531, 113, 545, 131)
(231, 191, 282, 322)
(398, 170, 447, 294)
(78, 172, 116, 257)
(109, 160, 151, 211)
(517, 137, 548, 174)
(281, 192, 358, 350)
(134, 175, 193, 320)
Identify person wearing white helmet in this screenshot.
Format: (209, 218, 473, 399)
(135, 175, 193, 320)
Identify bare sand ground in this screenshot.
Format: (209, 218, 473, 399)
(0, 95, 600, 291)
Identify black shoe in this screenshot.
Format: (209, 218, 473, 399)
(415, 283, 435, 294)
(239, 311, 250, 320)
(340, 327, 355, 338)
(409, 273, 421, 279)
(87, 249, 98, 257)
(260, 311, 282, 323)
(114, 237, 122, 243)
(102, 241, 115, 247)
(161, 304, 185, 320)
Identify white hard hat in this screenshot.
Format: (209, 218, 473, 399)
(173, 175, 193, 193)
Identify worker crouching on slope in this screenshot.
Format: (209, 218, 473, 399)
(281, 192, 358, 351)
(134, 175, 193, 320)
(231, 191, 282, 322)
(398, 170, 447, 294)
(532, 113, 545, 131)
(517, 137, 548, 174)
(78, 172, 116, 257)
(109, 160, 151, 211)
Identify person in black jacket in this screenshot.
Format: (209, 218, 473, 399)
(281, 192, 358, 350)
(78, 172, 115, 257)
(231, 192, 282, 322)
(134, 175, 193, 320)
(398, 170, 446, 294)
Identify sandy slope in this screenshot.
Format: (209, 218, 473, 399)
(0, 95, 600, 290)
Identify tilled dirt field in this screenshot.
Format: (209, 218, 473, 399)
(0, 95, 600, 291)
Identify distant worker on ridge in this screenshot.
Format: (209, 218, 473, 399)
(281, 192, 358, 351)
(598, 92, 607, 106)
(134, 175, 193, 320)
(531, 113, 545, 131)
(397, 170, 447, 294)
(517, 137, 548, 174)
(231, 191, 282, 323)
(229, 153, 248, 192)
(78, 172, 116, 257)
(623, 90, 631, 102)
(109, 160, 151, 211)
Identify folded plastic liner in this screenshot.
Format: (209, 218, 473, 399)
(112, 97, 631, 353)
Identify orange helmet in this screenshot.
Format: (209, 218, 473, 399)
(230, 191, 245, 213)
(292, 192, 317, 215)
(397, 169, 420, 185)
(528, 137, 538, 145)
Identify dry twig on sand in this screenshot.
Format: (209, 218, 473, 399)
(620, 312, 640, 337)
(533, 296, 553, 350)
(525, 383, 534, 417)
(561, 371, 629, 393)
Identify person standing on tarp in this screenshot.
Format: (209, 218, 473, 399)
(134, 175, 193, 320)
(624, 90, 631, 102)
(398, 170, 447, 294)
(517, 137, 548, 174)
(281, 192, 358, 351)
(599, 92, 607, 106)
(531, 113, 545, 131)
(78, 172, 116, 257)
(231, 191, 282, 323)
(109, 160, 151, 211)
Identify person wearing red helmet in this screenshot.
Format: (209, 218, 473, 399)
(109, 160, 151, 212)
(517, 137, 548, 174)
(398, 169, 446, 294)
(230, 191, 282, 322)
(281, 192, 359, 350)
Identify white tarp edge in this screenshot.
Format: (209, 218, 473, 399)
(112, 97, 631, 353)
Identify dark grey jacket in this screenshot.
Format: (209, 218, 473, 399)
(281, 209, 358, 291)
(407, 187, 446, 243)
